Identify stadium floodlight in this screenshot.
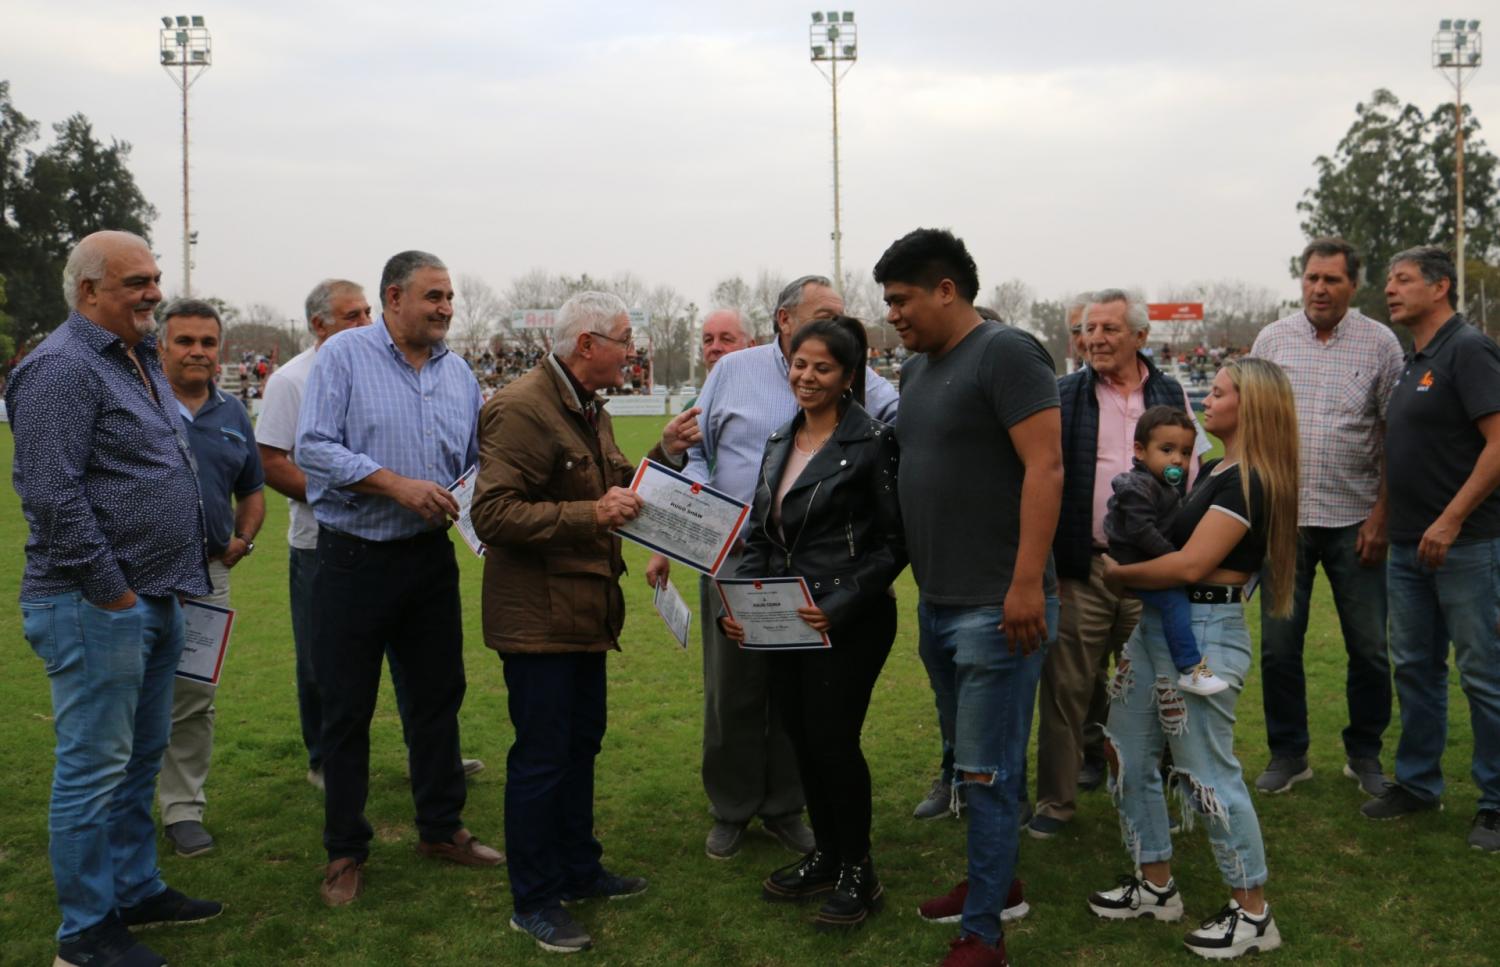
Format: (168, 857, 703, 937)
(808, 10, 857, 292)
(1433, 17, 1483, 312)
(158, 15, 212, 297)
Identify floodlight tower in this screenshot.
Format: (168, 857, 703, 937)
(1433, 18, 1482, 312)
(810, 11, 857, 292)
(159, 15, 211, 297)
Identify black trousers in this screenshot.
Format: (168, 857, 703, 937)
(312, 527, 467, 861)
(767, 594, 897, 864)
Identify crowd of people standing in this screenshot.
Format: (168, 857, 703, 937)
(7, 227, 1500, 967)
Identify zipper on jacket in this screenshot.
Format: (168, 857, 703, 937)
(846, 518, 855, 559)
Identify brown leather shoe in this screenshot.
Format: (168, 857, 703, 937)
(320, 857, 364, 906)
(415, 828, 505, 867)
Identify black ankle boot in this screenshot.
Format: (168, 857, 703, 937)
(814, 856, 884, 930)
(762, 849, 839, 902)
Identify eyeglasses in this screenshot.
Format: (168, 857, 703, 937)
(591, 329, 633, 347)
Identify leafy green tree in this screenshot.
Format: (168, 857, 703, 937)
(1296, 88, 1500, 321)
(0, 81, 156, 346)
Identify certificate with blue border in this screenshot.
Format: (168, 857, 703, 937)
(613, 458, 750, 575)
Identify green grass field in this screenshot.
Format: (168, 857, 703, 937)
(0, 417, 1490, 965)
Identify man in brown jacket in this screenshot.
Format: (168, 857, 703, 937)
(471, 290, 650, 954)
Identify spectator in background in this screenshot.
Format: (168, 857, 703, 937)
(155, 298, 265, 859)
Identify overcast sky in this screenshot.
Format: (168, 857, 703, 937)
(3, 1, 1493, 324)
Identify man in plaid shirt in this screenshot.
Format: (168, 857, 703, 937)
(1249, 238, 1404, 797)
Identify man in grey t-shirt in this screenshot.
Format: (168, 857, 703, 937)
(875, 228, 1062, 966)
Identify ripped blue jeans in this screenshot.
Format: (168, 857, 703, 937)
(917, 598, 1056, 946)
(1106, 602, 1267, 890)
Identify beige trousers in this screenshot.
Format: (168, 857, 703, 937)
(158, 559, 230, 825)
(1034, 553, 1140, 823)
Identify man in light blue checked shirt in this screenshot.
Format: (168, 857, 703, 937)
(647, 274, 900, 860)
(295, 250, 501, 908)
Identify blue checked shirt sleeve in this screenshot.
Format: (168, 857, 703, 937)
(866, 367, 900, 422)
(682, 359, 724, 485)
(8, 354, 131, 603)
(295, 338, 381, 501)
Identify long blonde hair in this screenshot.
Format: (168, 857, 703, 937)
(1222, 357, 1299, 618)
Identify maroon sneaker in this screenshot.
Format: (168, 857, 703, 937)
(941, 933, 1010, 967)
(918, 879, 1028, 924)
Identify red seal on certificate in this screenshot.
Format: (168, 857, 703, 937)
(753, 580, 763, 590)
(690, 482, 702, 494)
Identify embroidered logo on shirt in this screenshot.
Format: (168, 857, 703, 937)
(1416, 370, 1434, 393)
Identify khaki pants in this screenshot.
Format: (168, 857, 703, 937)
(158, 559, 230, 825)
(1034, 554, 1139, 823)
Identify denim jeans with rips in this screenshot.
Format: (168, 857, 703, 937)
(918, 598, 1056, 946)
(21, 591, 184, 941)
(1387, 538, 1500, 810)
(1106, 602, 1267, 890)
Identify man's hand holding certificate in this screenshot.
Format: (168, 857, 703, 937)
(716, 577, 831, 651)
(613, 459, 749, 575)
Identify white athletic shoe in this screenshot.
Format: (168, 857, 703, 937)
(1178, 662, 1229, 697)
(1088, 872, 1185, 922)
(1184, 900, 1282, 959)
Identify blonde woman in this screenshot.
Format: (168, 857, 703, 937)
(1088, 357, 1298, 960)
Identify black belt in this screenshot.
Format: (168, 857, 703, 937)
(320, 525, 447, 549)
(1185, 584, 1242, 604)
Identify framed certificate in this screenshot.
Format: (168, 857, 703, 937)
(715, 576, 830, 651)
(176, 600, 235, 685)
(614, 458, 750, 575)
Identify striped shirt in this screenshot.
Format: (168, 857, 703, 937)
(1250, 309, 1404, 527)
(295, 317, 481, 541)
(682, 341, 900, 503)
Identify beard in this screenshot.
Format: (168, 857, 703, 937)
(131, 307, 159, 338)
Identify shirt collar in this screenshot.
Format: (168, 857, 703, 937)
(547, 354, 597, 411)
(69, 310, 159, 356)
(375, 315, 449, 364)
(1413, 313, 1466, 359)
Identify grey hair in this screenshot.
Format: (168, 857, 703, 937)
(774, 274, 834, 319)
(1083, 288, 1150, 332)
(62, 230, 150, 310)
(160, 297, 222, 333)
(1389, 246, 1458, 308)
(554, 291, 630, 355)
(379, 250, 446, 305)
(305, 278, 363, 333)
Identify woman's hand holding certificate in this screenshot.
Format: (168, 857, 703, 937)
(715, 577, 831, 650)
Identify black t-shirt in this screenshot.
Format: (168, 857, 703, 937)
(1168, 459, 1266, 573)
(1384, 315, 1500, 543)
(896, 321, 1060, 605)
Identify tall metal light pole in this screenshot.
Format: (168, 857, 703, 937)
(1433, 19, 1482, 313)
(159, 15, 211, 297)
(810, 12, 857, 293)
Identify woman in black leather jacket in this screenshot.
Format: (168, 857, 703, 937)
(720, 316, 907, 932)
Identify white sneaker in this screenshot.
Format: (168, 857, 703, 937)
(1178, 662, 1229, 696)
(1088, 872, 1185, 921)
(1184, 900, 1281, 959)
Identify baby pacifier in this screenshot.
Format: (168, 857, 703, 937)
(1163, 465, 1185, 486)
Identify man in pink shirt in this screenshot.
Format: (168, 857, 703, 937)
(1029, 289, 1208, 839)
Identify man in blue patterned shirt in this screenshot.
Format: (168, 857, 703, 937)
(8, 230, 223, 967)
(296, 250, 499, 906)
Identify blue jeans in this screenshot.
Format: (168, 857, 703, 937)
(917, 599, 1056, 946)
(1135, 588, 1199, 673)
(1260, 523, 1390, 760)
(502, 651, 607, 915)
(1107, 602, 1267, 890)
(20, 591, 185, 941)
(1387, 539, 1500, 810)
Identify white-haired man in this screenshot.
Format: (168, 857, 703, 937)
(9, 230, 222, 967)
(471, 291, 653, 953)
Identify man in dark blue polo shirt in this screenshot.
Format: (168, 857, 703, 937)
(155, 298, 265, 860)
(1365, 246, 1500, 854)
(8, 231, 223, 967)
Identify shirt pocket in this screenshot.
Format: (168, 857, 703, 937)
(554, 448, 599, 499)
(1337, 370, 1377, 420)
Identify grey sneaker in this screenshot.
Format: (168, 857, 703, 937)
(913, 777, 952, 819)
(1361, 783, 1442, 820)
(1254, 756, 1312, 794)
(1025, 814, 1065, 840)
(763, 813, 816, 854)
(1342, 756, 1387, 797)
(164, 820, 214, 858)
(705, 820, 747, 860)
(510, 907, 592, 953)
(1467, 810, 1500, 851)
(462, 757, 485, 777)
(306, 767, 325, 791)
